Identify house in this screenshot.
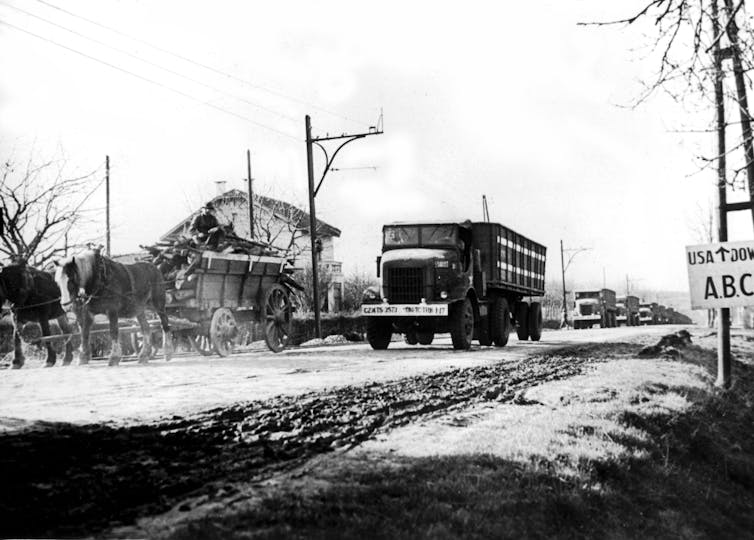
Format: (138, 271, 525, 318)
(161, 188, 344, 311)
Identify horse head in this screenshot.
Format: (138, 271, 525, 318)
(54, 251, 96, 309)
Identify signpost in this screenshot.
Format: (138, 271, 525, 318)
(686, 240, 754, 309)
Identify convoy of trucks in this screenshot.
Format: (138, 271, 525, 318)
(360, 220, 546, 350)
(358, 221, 690, 345)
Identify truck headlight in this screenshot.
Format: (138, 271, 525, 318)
(440, 291, 448, 299)
(362, 287, 379, 301)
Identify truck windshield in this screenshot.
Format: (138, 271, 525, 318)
(575, 292, 599, 300)
(384, 226, 419, 246)
(383, 225, 458, 247)
(421, 225, 456, 246)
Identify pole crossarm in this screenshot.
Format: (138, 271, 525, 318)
(563, 247, 590, 273)
(313, 135, 366, 197)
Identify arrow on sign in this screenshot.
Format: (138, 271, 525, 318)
(716, 246, 730, 262)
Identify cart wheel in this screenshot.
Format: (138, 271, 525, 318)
(189, 333, 213, 356)
(210, 308, 238, 357)
(263, 284, 292, 353)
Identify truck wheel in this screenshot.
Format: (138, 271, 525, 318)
(516, 302, 530, 340)
(417, 331, 434, 345)
(404, 330, 418, 345)
(528, 302, 543, 341)
(450, 298, 474, 350)
(367, 318, 392, 350)
(491, 298, 511, 347)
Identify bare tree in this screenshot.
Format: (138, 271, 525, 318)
(580, 1, 754, 219)
(0, 153, 103, 267)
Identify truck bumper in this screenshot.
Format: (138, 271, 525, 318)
(361, 303, 449, 316)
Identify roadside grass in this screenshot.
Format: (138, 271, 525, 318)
(159, 334, 754, 539)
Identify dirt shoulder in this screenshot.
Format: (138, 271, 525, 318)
(132, 330, 754, 540)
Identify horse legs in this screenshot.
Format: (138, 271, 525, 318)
(39, 317, 56, 367)
(12, 330, 25, 369)
(57, 315, 74, 365)
(78, 307, 93, 365)
(135, 311, 152, 364)
(108, 310, 122, 367)
(157, 310, 173, 361)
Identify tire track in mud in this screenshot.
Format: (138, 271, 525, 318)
(0, 342, 640, 538)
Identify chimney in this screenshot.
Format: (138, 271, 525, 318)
(215, 180, 227, 195)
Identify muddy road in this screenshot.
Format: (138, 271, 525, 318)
(0, 326, 678, 538)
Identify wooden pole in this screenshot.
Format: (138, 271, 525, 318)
(713, 0, 731, 388)
(560, 240, 568, 327)
(105, 155, 111, 257)
(305, 115, 322, 338)
(247, 149, 254, 240)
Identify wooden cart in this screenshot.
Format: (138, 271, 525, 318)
(165, 251, 296, 355)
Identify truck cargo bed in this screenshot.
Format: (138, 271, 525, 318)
(471, 222, 546, 297)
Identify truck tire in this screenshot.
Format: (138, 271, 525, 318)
(491, 297, 511, 347)
(528, 302, 543, 341)
(367, 318, 392, 350)
(516, 302, 530, 340)
(404, 330, 418, 345)
(417, 331, 434, 345)
(450, 297, 474, 350)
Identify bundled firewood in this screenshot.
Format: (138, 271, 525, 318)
(140, 228, 289, 289)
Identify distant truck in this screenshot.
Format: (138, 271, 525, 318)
(638, 302, 659, 325)
(616, 295, 640, 326)
(360, 221, 546, 350)
(572, 289, 617, 329)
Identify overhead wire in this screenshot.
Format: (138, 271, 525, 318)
(1, 1, 300, 124)
(0, 18, 301, 141)
(32, 0, 372, 128)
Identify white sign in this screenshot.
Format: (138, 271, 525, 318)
(686, 241, 754, 309)
(361, 304, 449, 316)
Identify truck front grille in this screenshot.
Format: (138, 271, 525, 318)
(387, 267, 424, 303)
(579, 304, 594, 316)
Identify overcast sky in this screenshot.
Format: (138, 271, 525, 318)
(1, 0, 750, 293)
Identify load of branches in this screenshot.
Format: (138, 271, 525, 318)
(140, 227, 287, 291)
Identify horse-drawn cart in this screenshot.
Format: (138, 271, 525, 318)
(165, 251, 297, 355)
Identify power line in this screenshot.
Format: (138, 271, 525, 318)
(0, 18, 300, 141)
(1, 2, 299, 123)
(32, 0, 371, 128)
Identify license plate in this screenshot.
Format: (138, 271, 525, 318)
(361, 304, 449, 316)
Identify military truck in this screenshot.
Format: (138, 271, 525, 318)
(616, 295, 640, 326)
(360, 221, 546, 350)
(572, 288, 617, 329)
(638, 302, 658, 325)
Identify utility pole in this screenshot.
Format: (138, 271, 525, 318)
(247, 149, 254, 239)
(722, 0, 754, 227)
(713, 0, 731, 388)
(305, 113, 383, 338)
(105, 155, 111, 257)
(482, 195, 490, 222)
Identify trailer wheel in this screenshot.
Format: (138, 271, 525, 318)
(210, 308, 238, 357)
(516, 302, 530, 340)
(263, 284, 293, 353)
(528, 302, 543, 341)
(417, 331, 434, 345)
(450, 297, 474, 350)
(491, 298, 511, 347)
(367, 318, 393, 349)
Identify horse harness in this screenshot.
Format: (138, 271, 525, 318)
(82, 252, 137, 308)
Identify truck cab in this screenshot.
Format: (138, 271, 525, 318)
(572, 289, 617, 329)
(638, 302, 655, 325)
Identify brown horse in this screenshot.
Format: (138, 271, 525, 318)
(54, 249, 173, 366)
(0, 263, 74, 368)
